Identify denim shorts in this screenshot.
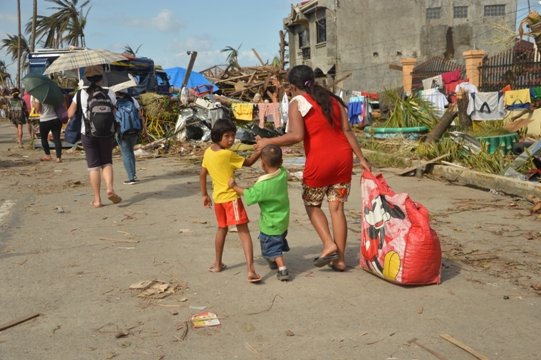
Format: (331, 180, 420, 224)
(259, 231, 290, 259)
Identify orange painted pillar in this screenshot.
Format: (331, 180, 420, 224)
(463, 50, 486, 88)
(400, 58, 417, 93)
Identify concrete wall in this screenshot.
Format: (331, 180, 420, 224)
(285, 0, 518, 92)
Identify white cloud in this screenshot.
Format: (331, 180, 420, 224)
(121, 9, 184, 34)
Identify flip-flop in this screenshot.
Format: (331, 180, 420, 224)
(313, 253, 340, 268)
(90, 201, 103, 208)
(107, 193, 122, 204)
(328, 263, 346, 272)
(208, 264, 227, 272)
(248, 274, 262, 283)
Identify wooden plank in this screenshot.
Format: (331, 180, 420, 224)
(503, 118, 534, 132)
(397, 153, 451, 176)
(252, 48, 266, 66)
(389, 64, 403, 71)
(99, 237, 140, 243)
(325, 73, 352, 90)
(0, 313, 40, 331)
(440, 334, 490, 360)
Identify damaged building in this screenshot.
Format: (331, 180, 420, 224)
(284, 0, 518, 92)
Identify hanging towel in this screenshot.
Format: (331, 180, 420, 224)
(504, 89, 531, 110)
(422, 75, 443, 90)
(280, 93, 289, 129)
(422, 89, 448, 118)
(441, 70, 461, 84)
(467, 92, 505, 121)
(231, 103, 253, 121)
(347, 101, 362, 125)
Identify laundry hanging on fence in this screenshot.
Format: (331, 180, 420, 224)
(348, 96, 364, 125)
(455, 81, 478, 94)
(467, 92, 505, 121)
(421, 89, 448, 117)
(280, 93, 289, 131)
(422, 75, 443, 90)
(441, 69, 461, 84)
(504, 89, 531, 110)
(231, 103, 253, 121)
(258, 102, 281, 129)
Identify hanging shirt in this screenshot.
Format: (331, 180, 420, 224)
(445, 79, 469, 103)
(280, 93, 289, 129)
(441, 70, 461, 84)
(531, 87, 541, 102)
(231, 103, 253, 121)
(504, 89, 531, 110)
(422, 75, 443, 90)
(467, 92, 505, 121)
(422, 89, 448, 118)
(455, 82, 478, 94)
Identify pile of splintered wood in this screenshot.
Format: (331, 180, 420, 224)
(201, 63, 288, 103)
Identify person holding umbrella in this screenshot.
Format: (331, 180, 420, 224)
(22, 73, 65, 161)
(67, 65, 122, 208)
(32, 95, 63, 162)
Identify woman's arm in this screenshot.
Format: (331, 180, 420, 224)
(33, 99, 41, 112)
(67, 96, 77, 119)
(255, 100, 305, 150)
(339, 105, 371, 171)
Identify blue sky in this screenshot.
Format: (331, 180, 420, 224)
(0, 0, 537, 81)
(0, 0, 293, 77)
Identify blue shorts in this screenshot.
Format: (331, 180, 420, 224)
(259, 231, 290, 259)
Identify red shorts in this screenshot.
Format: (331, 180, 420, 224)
(214, 199, 249, 228)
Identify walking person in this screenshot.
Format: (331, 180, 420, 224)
(200, 119, 262, 283)
(67, 65, 121, 208)
(22, 89, 35, 141)
(229, 144, 291, 281)
(255, 65, 371, 271)
(7, 88, 29, 148)
(32, 96, 63, 163)
(114, 90, 149, 185)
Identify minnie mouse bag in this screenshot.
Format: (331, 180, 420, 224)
(360, 170, 441, 285)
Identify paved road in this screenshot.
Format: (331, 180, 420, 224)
(0, 118, 539, 359)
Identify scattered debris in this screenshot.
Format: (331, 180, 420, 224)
(0, 312, 40, 331)
(244, 341, 264, 357)
(407, 338, 447, 360)
(440, 334, 490, 360)
(189, 305, 207, 311)
(100, 237, 139, 243)
(55, 206, 64, 213)
(129, 279, 186, 300)
(191, 312, 220, 328)
(285, 330, 294, 336)
(417, 306, 423, 314)
(247, 294, 281, 315)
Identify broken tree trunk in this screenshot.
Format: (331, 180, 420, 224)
(457, 93, 472, 131)
(425, 104, 458, 145)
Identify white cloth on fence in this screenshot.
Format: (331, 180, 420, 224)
(422, 75, 443, 90)
(467, 92, 505, 121)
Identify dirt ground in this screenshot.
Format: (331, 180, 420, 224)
(0, 118, 540, 360)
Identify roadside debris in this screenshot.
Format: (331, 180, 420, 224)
(129, 279, 186, 300)
(0, 312, 40, 332)
(191, 312, 220, 328)
(406, 338, 447, 360)
(440, 334, 490, 360)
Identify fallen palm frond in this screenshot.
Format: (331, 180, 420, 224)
(467, 120, 510, 138)
(383, 88, 439, 130)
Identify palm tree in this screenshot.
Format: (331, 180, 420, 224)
(17, 0, 21, 89)
(31, 0, 37, 52)
(221, 44, 242, 70)
(26, 0, 91, 48)
(123, 44, 143, 56)
(1, 34, 31, 71)
(0, 60, 12, 90)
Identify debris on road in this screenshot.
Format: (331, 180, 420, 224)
(0, 312, 40, 331)
(129, 279, 186, 300)
(440, 333, 490, 360)
(191, 312, 220, 328)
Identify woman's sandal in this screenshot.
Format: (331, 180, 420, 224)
(248, 274, 262, 283)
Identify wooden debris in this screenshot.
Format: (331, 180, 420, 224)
(407, 338, 447, 360)
(0, 313, 40, 331)
(440, 334, 490, 360)
(397, 153, 451, 176)
(100, 237, 139, 243)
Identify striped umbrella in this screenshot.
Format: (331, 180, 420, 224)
(43, 49, 126, 75)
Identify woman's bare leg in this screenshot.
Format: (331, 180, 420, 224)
(329, 201, 348, 270)
(305, 205, 338, 258)
(89, 169, 102, 206)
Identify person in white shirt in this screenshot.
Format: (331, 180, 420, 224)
(32, 95, 63, 163)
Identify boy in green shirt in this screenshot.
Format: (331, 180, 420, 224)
(229, 145, 290, 281)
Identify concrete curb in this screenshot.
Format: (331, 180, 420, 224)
(429, 164, 541, 198)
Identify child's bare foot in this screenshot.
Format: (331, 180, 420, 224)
(40, 155, 52, 161)
(56, 158, 62, 163)
(208, 263, 227, 272)
(90, 201, 103, 208)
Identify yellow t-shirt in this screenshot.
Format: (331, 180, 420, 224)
(202, 147, 245, 203)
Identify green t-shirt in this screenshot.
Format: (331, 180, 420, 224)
(244, 166, 290, 235)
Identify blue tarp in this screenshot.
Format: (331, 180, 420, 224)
(164, 67, 218, 92)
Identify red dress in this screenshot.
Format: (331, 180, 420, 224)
(301, 94, 353, 188)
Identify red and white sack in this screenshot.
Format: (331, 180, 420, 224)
(360, 170, 441, 285)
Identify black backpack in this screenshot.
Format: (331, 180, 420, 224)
(84, 86, 116, 138)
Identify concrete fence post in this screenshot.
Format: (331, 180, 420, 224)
(400, 58, 417, 93)
(463, 50, 486, 88)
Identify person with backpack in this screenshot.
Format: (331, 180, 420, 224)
(115, 89, 149, 185)
(8, 88, 29, 148)
(32, 95, 63, 163)
(67, 65, 122, 208)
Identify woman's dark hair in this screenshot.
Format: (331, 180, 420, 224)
(85, 75, 103, 94)
(288, 65, 346, 126)
(211, 119, 236, 143)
